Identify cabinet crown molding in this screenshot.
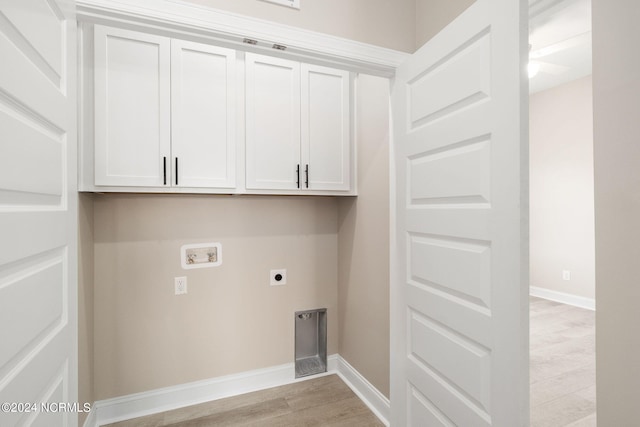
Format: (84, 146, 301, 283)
(76, 0, 409, 77)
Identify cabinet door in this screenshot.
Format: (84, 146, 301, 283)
(245, 53, 301, 190)
(301, 64, 351, 191)
(94, 25, 170, 186)
(171, 40, 236, 188)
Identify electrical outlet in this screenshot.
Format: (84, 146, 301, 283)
(562, 270, 571, 281)
(270, 269, 287, 286)
(175, 276, 187, 295)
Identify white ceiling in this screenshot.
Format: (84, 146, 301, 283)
(528, 0, 592, 93)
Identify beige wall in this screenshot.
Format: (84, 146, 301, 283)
(415, 0, 475, 48)
(529, 76, 595, 299)
(338, 75, 390, 398)
(78, 193, 94, 425)
(83, 0, 480, 404)
(593, 0, 640, 423)
(184, 0, 476, 52)
(93, 195, 338, 399)
(91, 75, 394, 401)
(182, 0, 416, 52)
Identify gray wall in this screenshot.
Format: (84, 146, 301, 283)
(593, 0, 640, 423)
(529, 76, 595, 300)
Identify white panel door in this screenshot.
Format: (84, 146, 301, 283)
(0, 0, 79, 426)
(245, 53, 301, 190)
(171, 40, 236, 189)
(301, 64, 351, 191)
(391, 0, 528, 426)
(94, 25, 170, 187)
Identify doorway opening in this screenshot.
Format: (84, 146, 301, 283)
(528, 0, 595, 425)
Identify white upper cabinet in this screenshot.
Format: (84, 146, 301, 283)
(94, 25, 170, 187)
(245, 53, 301, 190)
(171, 40, 236, 188)
(93, 27, 236, 190)
(245, 53, 352, 192)
(301, 64, 351, 191)
(90, 26, 352, 194)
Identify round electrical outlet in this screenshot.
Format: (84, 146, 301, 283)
(270, 269, 287, 286)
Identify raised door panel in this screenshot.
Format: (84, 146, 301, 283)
(391, 0, 528, 425)
(171, 40, 236, 189)
(0, 0, 79, 425)
(245, 53, 300, 190)
(301, 64, 350, 191)
(94, 25, 170, 187)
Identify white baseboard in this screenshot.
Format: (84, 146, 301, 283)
(336, 356, 390, 426)
(82, 407, 97, 427)
(86, 355, 338, 427)
(84, 354, 389, 427)
(530, 286, 596, 311)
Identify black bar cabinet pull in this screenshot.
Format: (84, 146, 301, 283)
(163, 157, 167, 185)
(305, 164, 309, 188)
(296, 164, 300, 188)
(175, 157, 179, 185)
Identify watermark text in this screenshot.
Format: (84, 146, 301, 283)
(1, 402, 91, 413)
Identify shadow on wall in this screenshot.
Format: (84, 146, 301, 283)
(93, 194, 339, 243)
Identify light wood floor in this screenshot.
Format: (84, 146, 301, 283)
(104, 375, 384, 427)
(530, 296, 596, 427)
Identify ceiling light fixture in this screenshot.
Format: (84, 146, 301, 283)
(528, 62, 540, 78)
